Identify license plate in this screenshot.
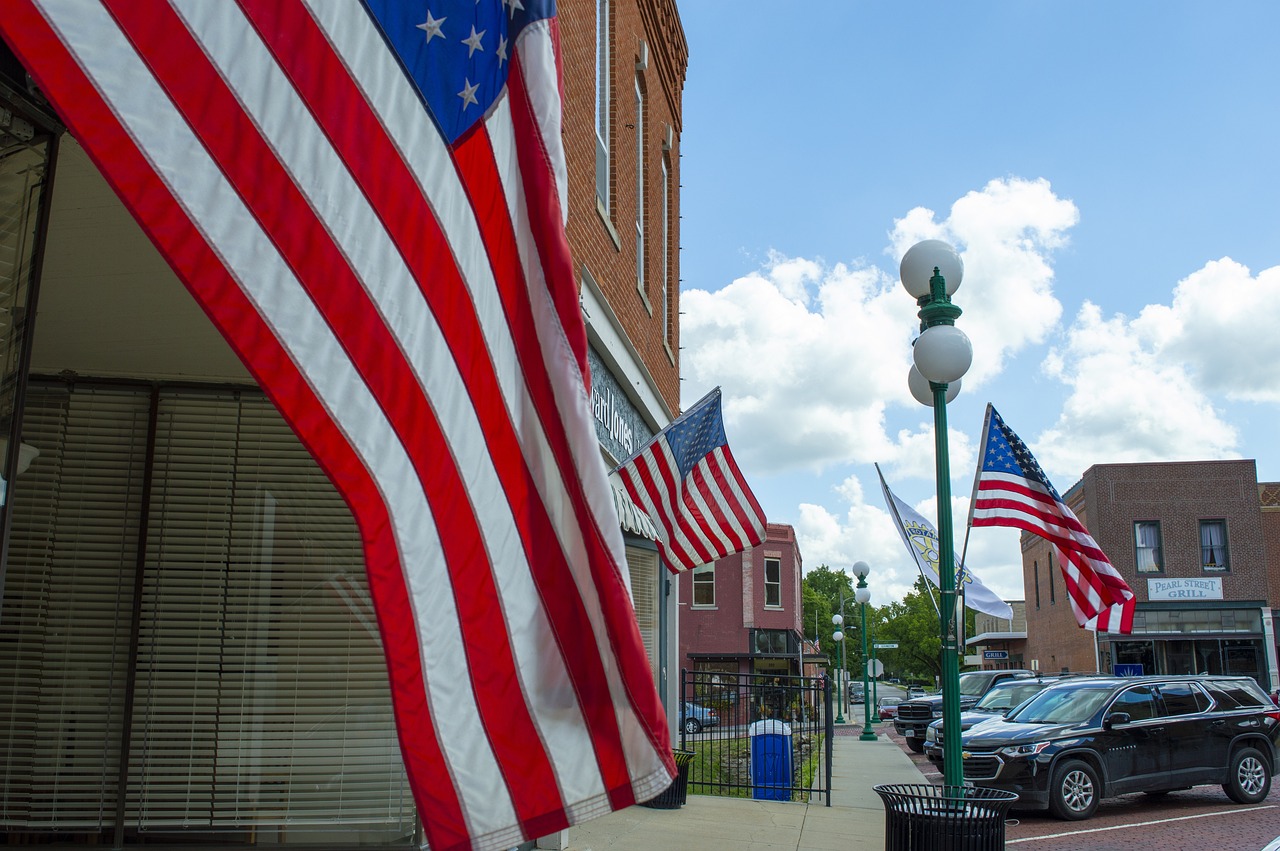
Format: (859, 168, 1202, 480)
(905, 729, 915, 738)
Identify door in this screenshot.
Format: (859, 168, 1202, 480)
(1100, 685, 1166, 794)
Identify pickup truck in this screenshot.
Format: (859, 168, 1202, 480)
(893, 669, 1034, 752)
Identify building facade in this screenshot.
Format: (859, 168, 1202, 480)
(0, 0, 686, 845)
(1021, 460, 1279, 691)
(967, 601, 1028, 671)
(677, 523, 806, 687)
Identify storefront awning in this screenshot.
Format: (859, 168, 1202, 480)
(611, 483, 659, 541)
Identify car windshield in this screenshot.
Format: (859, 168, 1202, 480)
(974, 681, 1048, 712)
(959, 674, 993, 697)
(1006, 683, 1114, 724)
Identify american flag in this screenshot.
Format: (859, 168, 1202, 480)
(1, 1, 673, 848)
(616, 388, 766, 572)
(969, 404, 1135, 633)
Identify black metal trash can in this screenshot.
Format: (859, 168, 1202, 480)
(873, 784, 1018, 850)
(639, 750, 696, 809)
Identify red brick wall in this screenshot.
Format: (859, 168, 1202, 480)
(1262, 483, 1280, 607)
(559, 0, 686, 414)
(1022, 460, 1271, 674)
(678, 524, 805, 670)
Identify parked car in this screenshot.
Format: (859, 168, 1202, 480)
(923, 675, 1081, 767)
(680, 701, 719, 734)
(906, 685, 926, 698)
(958, 675, 1280, 821)
(878, 696, 902, 720)
(894, 669, 1035, 752)
(848, 684, 865, 705)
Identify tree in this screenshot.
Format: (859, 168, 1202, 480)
(876, 576, 945, 683)
(802, 565, 861, 681)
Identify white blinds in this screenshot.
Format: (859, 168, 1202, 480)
(626, 546, 659, 677)
(0, 383, 414, 842)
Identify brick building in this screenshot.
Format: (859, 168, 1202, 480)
(677, 523, 806, 689)
(1021, 460, 1279, 691)
(0, 0, 688, 845)
(967, 601, 1028, 671)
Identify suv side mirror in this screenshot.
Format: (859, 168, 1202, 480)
(1104, 711, 1130, 729)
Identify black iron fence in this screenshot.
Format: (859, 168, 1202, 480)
(679, 668, 833, 804)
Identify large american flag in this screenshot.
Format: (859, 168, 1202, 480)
(969, 404, 1135, 633)
(0, 1, 673, 848)
(616, 388, 766, 572)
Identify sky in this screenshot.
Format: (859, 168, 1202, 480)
(672, 1, 1280, 608)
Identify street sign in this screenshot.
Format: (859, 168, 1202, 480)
(983, 650, 1008, 660)
(874, 643, 898, 649)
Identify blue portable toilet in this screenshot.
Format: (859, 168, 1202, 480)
(748, 719, 792, 800)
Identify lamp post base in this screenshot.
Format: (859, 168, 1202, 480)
(859, 726, 878, 741)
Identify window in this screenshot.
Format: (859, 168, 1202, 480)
(764, 557, 782, 608)
(1200, 520, 1229, 571)
(633, 76, 644, 299)
(753, 629, 790, 655)
(1112, 685, 1159, 722)
(692, 563, 715, 607)
(1048, 551, 1055, 604)
(1033, 560, 1040, 609)
(660, 154, 670, 346)
(1158, 682, 1210, 715)
(593, 0, 610, 214)
(1134, 521, 1163, 573)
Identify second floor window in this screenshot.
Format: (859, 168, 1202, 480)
(692, 564, 714, 607)
(764, 558, 781, 608)
(593, 0, 610, 214)
(634, 76, 644, 297)
(1200, 520, 1229, 571)
(1134, 521, 1163, 573)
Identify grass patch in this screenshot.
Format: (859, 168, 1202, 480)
(683, 732, 826, 802)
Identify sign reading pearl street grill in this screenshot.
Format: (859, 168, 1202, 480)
(1147, 577, 1223, 601)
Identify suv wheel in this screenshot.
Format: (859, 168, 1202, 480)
(1048, 759, 1099, 821)
(1223, 746, 1271, 804)
(906, 738, 925, 754)
(682, 718, 702, 735)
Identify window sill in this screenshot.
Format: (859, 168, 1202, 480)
(691, 605, 717, 611)
(596, 199, 621, 250)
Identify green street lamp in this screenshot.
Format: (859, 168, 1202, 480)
(831, 604, 847, 724)
(901, 239, 971, 789)
(853, 561, 877, 741)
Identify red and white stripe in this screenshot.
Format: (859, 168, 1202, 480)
(972, 471, 1135, 633)
(618, 439, 765, 573)
(0, 1, 673, 848)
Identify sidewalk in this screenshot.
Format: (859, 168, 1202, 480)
(565, 721, 926, 850)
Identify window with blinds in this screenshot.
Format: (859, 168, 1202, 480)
(0, 382, 415, 844)
(625, 546, 659, 677)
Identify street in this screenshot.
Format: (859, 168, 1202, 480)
(877, 723, 1280, 851)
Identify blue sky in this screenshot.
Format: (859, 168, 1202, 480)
(672, 1, 1280, 605)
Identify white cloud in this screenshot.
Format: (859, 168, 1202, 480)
(1035, 296, 1243, 482)
(890, 177, 1075, 386)
(795, 474, 1026, 607)
(681, 178, 1079, 480)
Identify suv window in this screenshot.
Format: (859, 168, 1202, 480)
(1158, 682, 1209, 715)
(1112, 685, 1159, 721)
(1203, 678, 1269, 710)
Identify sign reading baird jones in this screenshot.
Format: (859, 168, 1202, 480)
(1147, 577, 1223, 601)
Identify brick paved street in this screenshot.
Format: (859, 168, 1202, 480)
(876, 723, 1280, 850)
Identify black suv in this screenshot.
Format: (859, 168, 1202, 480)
(959, 675, 1280, 820)
(922, 675, 1082, 767)
(894, 669, 1034, 752)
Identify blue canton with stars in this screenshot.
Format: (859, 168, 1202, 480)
(363, 0, 555, 145)
(980, 407, 1062, 502)
(665, 391, 728, 480)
